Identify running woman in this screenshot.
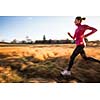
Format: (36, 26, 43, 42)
(61, 16, 100, 76)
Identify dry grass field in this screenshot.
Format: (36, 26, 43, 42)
(0, 44, 100, 83)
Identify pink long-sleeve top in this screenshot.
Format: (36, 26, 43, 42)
(73, 24, 97, 46)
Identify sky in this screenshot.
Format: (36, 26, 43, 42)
(0, 16, 100, 42)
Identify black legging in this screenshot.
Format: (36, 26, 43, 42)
(67, 45, 100, 71)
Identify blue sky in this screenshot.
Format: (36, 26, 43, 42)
(0, 16, 99, 42)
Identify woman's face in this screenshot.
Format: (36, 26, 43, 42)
(74, 19, 81, 26)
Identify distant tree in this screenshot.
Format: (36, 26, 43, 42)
(48, 39, 52, 44)
(42, 35, 46, 43)
(20, 40, 26, 44)
(11, 39, 17, 44)
(25, 36, 33, 44)
(66, 38, 72, 43)
(26, 36, 29, 43)
(43, 35, 46, 41)
(56, 40, 60, 44)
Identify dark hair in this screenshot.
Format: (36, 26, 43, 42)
(76, 16, 86, 22)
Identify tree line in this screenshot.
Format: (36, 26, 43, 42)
(0, 35, 89, 44)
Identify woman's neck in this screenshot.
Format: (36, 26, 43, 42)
(77, 23, 81, 27)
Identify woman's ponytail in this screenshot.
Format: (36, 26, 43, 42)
(82, 17, 86, 20)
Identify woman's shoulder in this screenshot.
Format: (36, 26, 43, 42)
(81, 24, 89, 28)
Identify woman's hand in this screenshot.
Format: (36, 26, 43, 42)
(81, 35, 85, 38)
(67, 32, 71, 36)
(67, 32, 74, 39)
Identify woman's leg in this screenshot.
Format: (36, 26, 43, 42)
(61, 45, 85, 75)
(80, 48, 87, 59)
(80, 48, 100, 63)
(67, 46, 83, 71)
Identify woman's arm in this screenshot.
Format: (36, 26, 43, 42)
(68, 32, 76, 40)
(84, 25, 97, 37)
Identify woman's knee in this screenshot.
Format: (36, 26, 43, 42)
(82, 56, 88, 60)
